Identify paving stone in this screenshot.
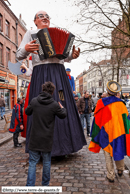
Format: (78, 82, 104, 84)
(73, 183, 83, 187)
(104, 190, 113, 194)
(94, 171, 104, 174)
(67, 187, 78, 192)
(17, 178, 27, 181)
(62, 183, 73, 187)
(96, 177, 106, 181)
(0, 129, 130, 194)
(84, 183, 97, 189)
(79, 188, 91, 192)
(55, 170, 64, 172)
(92, 188, 103, 193)
(53, 175, 64, 179)
(86, 177, 95, 180)
(112, 190, 122, 194)
(65, 176, 74, 179)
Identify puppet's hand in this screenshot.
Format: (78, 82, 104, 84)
(20, 64, 28, 71)
(72, 45, 80, 59)
(25, 40, 39, 54)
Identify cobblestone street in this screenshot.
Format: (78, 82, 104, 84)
(0, 122, 130, 194)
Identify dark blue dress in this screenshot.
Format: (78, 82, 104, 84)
(26, 63, 87, 156)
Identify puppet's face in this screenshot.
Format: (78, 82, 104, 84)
(34, 11, 50, 29)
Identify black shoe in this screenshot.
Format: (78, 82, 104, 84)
(14, 144, 22, 148)
(18, 143, 22, 145)
(118, 170, 123, 177)
(106, 176, 114, 183)
(1, 117, 3, 120)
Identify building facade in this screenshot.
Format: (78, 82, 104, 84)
(0, 0, 30, 110)
(76, 59, 130, 97)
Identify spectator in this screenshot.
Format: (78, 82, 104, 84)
(101, 92, 107, 98)
(9, 98, 24, 148)
(25, 81, 67, 186)
(89, 81, 130, 182)
(66, 68, 76, 95)
(115, 92, 121, 98)
(22, 96, 25, 109)
(77, 91, 93, 136)
(91, 93, 99, 112)
(74, 94, 79, 108)
(0, 94, 5, 120)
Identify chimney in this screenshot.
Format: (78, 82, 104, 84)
(19, 14, 22, 20)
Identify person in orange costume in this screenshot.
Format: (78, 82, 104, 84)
(89, 81, 130, 182)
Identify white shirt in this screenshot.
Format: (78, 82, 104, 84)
(16, 29, 73, 69)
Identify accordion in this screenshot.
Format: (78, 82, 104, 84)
(31, 27, 75, 60)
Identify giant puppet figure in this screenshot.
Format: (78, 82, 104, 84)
(16, 10, 86, 156)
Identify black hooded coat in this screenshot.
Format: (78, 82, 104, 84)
(25, 91, 67, 152)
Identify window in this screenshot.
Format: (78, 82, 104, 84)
(0, 14, 3, 31)
(13, 51, 16, 63)
(12, 26, 16, 43)
(19, 33, 22, 42)
(0, 43, 3, 64)
(99, 80, 102, 86)
(5, 20, 10, 37)
(88, 82, 90, 89)
(6, 47, 10, 67)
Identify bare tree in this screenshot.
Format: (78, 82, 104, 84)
(74, 0, 130, 50)
(73, 0, 130, 81)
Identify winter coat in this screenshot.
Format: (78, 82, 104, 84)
(89, 96, 130, 161)
(25, 91, 67, 152)
(75, 99, 79, 109)
(77, 97, 92, 114)
(0, 97, 5, 107)
(9, 103, 23, 133)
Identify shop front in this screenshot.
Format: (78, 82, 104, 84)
(18, 78, 30, 98)
(122, 87, 130, 98)
(0, 71, 17, 110)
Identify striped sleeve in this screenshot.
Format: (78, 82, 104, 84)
(16, 104, 23, 125)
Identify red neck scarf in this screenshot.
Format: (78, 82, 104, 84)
(67, 74, 71, 80)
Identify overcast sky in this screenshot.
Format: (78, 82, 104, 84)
(7, 0, 103, 79)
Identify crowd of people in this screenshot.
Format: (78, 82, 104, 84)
(8, 78, 130, 187)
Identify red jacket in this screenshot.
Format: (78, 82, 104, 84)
(9, 103, 23, 133)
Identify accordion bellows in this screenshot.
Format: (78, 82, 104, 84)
(31, 27, 75, 60)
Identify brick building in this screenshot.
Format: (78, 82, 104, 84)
(0, 0, 30, 110)
(112, 18, 130, 59)
(75, 73, 83, 96)
(111, 17, 130, 96)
